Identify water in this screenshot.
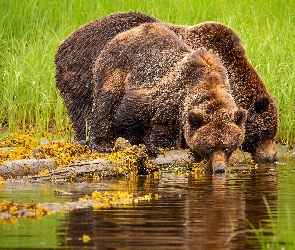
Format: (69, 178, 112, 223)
(0, 159, 295, 249)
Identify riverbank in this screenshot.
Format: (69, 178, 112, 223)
(0, 139, 293, 181)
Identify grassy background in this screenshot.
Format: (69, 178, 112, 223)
(0, 0, 294, 144)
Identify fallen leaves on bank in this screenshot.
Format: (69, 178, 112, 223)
(0, 132, 158, 180)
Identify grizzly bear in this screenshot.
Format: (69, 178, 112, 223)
(89, 22, 247, 173)
(167, 22, 278, 163)
(55, 11, 278, 163)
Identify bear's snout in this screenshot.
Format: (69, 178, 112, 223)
(254, 151, 278, 163)
(213, 164, 226, 173)
(211, 151, 226, 173)
(253, 139, 278, 163)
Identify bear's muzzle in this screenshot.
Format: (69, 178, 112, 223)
(211, 150, 226, 173)
(253, 139, 278, 163)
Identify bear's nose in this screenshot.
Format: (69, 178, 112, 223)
(214, 164, 226, 173)
(256, 151, 278, 163)
(273, 152, 279, 162)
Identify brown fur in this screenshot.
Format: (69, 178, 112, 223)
(90, 23, 247, 172)
(55, 11, 277, 163)
(55, 12, 158, 141)
(167, 22, 278, 162)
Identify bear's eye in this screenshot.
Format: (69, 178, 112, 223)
(209, 148, 214, 153)
(223, 148, 229, 152)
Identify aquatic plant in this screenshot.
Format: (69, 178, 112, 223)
(229, 196, 295, 249)
(0, 132, 157, 179)
(251, 199, 295, 250)
(0, 189, 158, 224)
(0, 176, 5, 185)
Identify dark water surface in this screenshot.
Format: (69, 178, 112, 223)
(0, 158, 295, 250)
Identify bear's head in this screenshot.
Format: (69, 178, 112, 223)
(243, 94, 278, 162)
(185, 108, 247, 173)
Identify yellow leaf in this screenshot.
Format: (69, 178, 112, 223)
(82, 234, 91, 243)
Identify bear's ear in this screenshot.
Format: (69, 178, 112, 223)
(234, 108, 247, 127)
(188, 110, 204, 129)
(254, 96, 270, 114)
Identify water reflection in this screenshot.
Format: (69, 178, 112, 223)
(0, 212, 68, 248)
(0, 160, 288, 249)
(59, 164, 278, 250)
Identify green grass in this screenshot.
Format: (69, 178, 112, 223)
(0, 0, 294, 144)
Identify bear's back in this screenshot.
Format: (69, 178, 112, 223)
(55, 12, 158, 88)
(93, 22, 192, 89)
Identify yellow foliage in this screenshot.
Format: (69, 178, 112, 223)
(0, 133, 37, 148)
(0, 200, 54, 223)
(39, 169, 50, 175)
(82, 234, 91, 243)
(0, 176, 5, 185)
(157, 147, 176, 156)
(191, 160, 207, 173)
(79, 190, 158, 210)
(0, 150, 9, 165)
(0, 132, 156, 179)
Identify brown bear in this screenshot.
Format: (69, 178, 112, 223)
(166, 22, 278, 163)
(89, 22, 247, 173)
(55, 12, 158, 142)
(55, 11, 278, 163)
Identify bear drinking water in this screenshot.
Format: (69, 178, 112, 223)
(89, 23, 247, 173)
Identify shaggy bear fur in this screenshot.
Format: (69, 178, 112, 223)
(55, 12, 158, 142)
(90, 22, 247, 173)
(167, 22, 278, 163)
(55, 11, 278, 163)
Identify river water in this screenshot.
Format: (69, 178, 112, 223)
(0, 158, 295, 249)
